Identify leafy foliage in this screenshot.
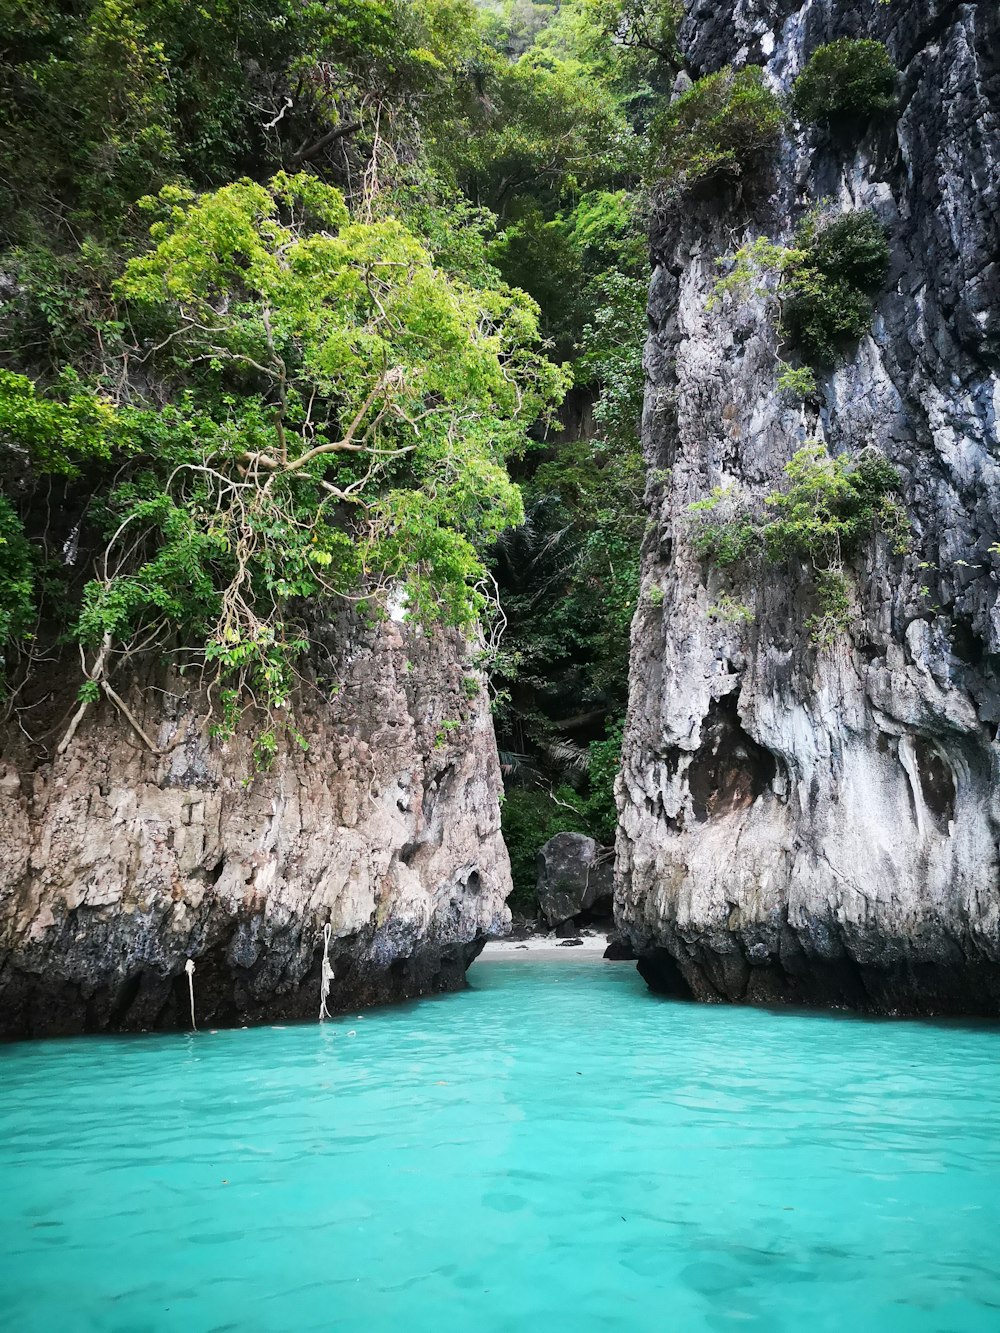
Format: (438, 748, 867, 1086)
(0, 370, 118, 475)
(0, 0, 649, 856)
(707, 592, 753, 624)
(70, 174, 561, 722)
(762, 445, 906, 565)
(452, 11, 653, 873)
(490, 248, 645, 859)
(0, 497, 35, 675)
(791, 39, 898, 127)
(582, 0, 683, 65)
(776, 362, 818, 399)
(650, 65, 785, 196)
(500, 722, 620, 913)
(806, 567, 852, 648)
(0, 0, 483, 237)
(441, 12, 637, 217)
(799, 209, 891, 293)
(782, 210, 890, 363)
(713, 208, 890, 369)
(501, 786, 588, 914)
(688, 444, 907, 644)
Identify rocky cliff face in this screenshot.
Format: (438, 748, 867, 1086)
(0, 615, 510, 1038)
(617, 0, 1000, 1013)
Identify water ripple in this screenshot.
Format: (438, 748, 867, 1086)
(2, 961, 1000, 1331)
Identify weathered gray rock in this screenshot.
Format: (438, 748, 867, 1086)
(0, 613, 511, 1038)
(537, 832, 614, 926)
(617, 0, 1000, 1015)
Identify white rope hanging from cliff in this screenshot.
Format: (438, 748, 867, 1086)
(185, 958, 197, 1032)
(319, 923, 334, 1022)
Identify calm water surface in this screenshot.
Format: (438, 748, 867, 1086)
(2, 959, 1000, 1332)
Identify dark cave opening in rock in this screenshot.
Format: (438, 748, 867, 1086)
(687, 695, 778, 823)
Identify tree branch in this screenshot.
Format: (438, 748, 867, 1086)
(290, 120, 362, 166)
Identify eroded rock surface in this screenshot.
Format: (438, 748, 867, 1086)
(0, 615, 510, 1037)
(617, 0, 1000, 1014)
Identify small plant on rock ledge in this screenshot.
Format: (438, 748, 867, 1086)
(776, 362, 817, 400)
(687, 443, 908, 645)
(707, 592, 754, 625)
(712, 207, 890, 373)
(434, 718, 462, 748)
(791, 39, 898, 128)
(650, 65, 785, 199)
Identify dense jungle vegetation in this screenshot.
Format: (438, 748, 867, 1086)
(0, 1, 897, 907)
(0, 0, 678, 898)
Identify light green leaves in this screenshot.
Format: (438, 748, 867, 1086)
(80, 172, 566, 733)
(687, 444, 907, 646)
(0, 370, 118, 476)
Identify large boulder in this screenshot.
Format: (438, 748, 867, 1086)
(536, 833, 614, 927)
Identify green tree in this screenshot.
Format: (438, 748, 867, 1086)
(0, 174, 566, 742)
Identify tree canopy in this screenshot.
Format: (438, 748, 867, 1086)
(0, 0, 659, 838)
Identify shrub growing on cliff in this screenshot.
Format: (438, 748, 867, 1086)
(776, 362, 817, 399)
(762, 444, 906, 565)
(650, 65, 785, 196)
(782, 209, 890, 362)
(800, 208, 890, 291)
(713, 208, 890, 368)
(688, 443, 907, 644)
(791, 39, 898, 127)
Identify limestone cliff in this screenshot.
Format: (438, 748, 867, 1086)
(617, 0, 1000, 1013)
(0, 615, 510, 1037)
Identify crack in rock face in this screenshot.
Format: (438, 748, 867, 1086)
(0, 612, 511, 1038)
(616, 0, 1000, 1016)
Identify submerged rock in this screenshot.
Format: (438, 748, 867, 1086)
(0, 613, 511, 1038)
(604, 935, 637, 962)
(617, 0, 1000, 1015)
(536, 832, 614, 927)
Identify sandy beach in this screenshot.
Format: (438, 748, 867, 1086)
(478, 933, 611, 962)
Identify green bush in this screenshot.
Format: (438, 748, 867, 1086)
(791, 39, 898, 126)
(776, 362, 817, 399)
(801, 209, 891, 290)
(761, 444, 905, 565)
(782, 209, 890, 363)
(687, 488, 759, 566)
(687, 443, 907, 644)
(651, 65, 785, 195)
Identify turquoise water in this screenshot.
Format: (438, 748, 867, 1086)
(3, 960, 1000, 1332)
